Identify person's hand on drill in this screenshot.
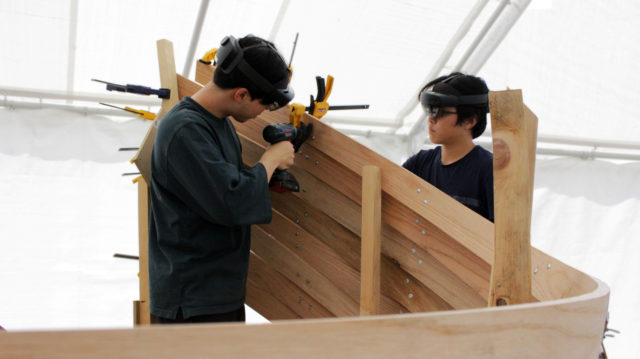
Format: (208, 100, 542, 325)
(259, 141, 295, 181)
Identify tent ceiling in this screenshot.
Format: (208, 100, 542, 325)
(1, 0, 639, 148)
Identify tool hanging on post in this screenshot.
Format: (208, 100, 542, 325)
(91, 78, 171, 99)
(99, 102, 156, 121)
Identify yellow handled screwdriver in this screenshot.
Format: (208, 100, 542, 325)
(99, 102, 156, 121)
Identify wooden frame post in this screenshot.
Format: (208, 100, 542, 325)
(488, 89, 538, 306)
(132, 39, 181, 325)
(134, 177, 151, 325)
(360, 165, 382, 315)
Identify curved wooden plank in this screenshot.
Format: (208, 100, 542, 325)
(0, 278, 608, 359)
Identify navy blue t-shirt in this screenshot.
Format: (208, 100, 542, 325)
(403, 146, 494, 222)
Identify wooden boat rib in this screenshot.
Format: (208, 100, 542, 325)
(0, 41, 609, 359)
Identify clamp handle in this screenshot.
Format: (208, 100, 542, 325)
(289, 103, 306, 128)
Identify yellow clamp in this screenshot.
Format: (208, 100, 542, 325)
(289, 103, 306, 128)
(200, 48, 218, 64)
(311, 75, 334, 119)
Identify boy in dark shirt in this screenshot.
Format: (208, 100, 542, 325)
(403, 72, 493, 221)
(148, 35, 296, 324)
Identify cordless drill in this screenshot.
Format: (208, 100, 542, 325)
(262, 122, 313, 193)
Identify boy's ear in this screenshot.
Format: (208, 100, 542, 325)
(463, 115, 478, 131)
(232, 88, 250, 102)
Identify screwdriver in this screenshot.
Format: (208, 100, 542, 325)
(99, 102, 156, 121)
(92, 78, 170, 99)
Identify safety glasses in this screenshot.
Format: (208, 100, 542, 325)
(425, 106, 457, 119)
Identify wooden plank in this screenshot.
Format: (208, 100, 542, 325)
(0, 277, 608, 359)
(258, 209, 405, 315)
(488, 90, 537, 307)
(251, 227, 359, 317)
(247, 252, 333, 320)
(177, 73, 202, 100)
(135, 178, 150, 326)
(360, 166, 382, 316)
(246, 278, 299, 321)
(195, 60, 214, 86)
(133, 39, 180, 182)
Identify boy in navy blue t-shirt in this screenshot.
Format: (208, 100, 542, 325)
(403, 73, 493, 221)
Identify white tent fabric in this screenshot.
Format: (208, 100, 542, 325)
(1, 107, 638, 357)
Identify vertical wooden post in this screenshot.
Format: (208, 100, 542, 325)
(134, 177, 151, 326)
(488, 90, 538, 307)
(360, 165, 382, 316)
(133, 39, 180, 325)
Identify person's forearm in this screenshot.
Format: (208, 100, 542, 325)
(259, 157, 278, 182)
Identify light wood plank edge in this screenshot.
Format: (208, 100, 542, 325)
(0, 278, 609, 359)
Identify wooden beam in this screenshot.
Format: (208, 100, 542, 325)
(134, 177, 150, 326)
(132, 39, 180, 182)
(488, 89, 537, 306)
(360, 165, 382, 316)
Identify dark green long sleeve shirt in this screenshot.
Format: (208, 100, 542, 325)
(148, 97, 271, 320)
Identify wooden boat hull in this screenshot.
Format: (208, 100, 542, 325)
(0, 44, 609, 359)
